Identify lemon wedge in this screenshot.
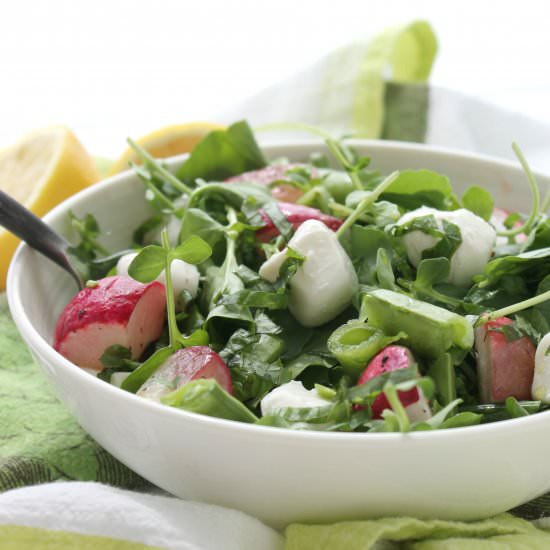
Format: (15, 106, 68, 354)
(0, 126, 100, 290)
(109, 122, 224, 175)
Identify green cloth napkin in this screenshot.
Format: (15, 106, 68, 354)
(0, 294, 147, 491)
(285, 514, 550, 549)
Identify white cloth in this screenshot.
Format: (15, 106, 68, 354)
(0, 482, 284, 550)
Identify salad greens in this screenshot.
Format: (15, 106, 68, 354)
(67, 120, 550, 433)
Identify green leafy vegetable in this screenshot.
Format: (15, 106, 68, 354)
(380, 169, 459, 211)
(162, 379, 258, 423)
(177, 121, 267, 182)
(462, 185, 494, 221)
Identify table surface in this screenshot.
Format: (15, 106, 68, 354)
(1, 0, 549, 156)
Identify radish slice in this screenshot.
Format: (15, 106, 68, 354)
(137, 346, 233, 402)
(356, 345, 431, 420)
(54, 276, 166, 371)
(475, 317, 535, 402)
(256, 202, 343, 243)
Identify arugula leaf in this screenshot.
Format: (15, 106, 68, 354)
(177, 121, 267, 182)
(459, 401, 545, 423)
(98, 344, 139, 382)
(380, 169, 459, 211)
(462, 185, 494, 221)
(521, 217, 550, 251)
(67, 211, 110, 280)
(88, 250, 135, 280)
(422, 219, 462, 260)
(179, 208, 226, 249)
(261, 202, 294, 243)
(220, 322, 285, 406)
(406, 258, 464, 310)
(347, 366, 418, 404)
(133, 214, 166, 246)
(392, 215, 462, 261)
(474, 247, 550, 289)
(351, 225, 395, 286)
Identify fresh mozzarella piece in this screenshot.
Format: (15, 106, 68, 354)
(156, 261, 199, 299)
(532, 333, 550, 403)
(258, 250, 287, 284)
(397, 206, 496, 287)
(259, 219, 358, 327)
(261, 381, 331, 416)
(116, 252, 138, 278)
(117, 253, 200, 298)
(110, 371, 131, 388)
(404, 389, 432, 422)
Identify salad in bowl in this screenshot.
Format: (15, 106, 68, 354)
(51, 121, 550, 434)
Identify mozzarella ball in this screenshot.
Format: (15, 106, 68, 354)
(117, 252, 199, 299)
(261, 381, 331, 416)
(397, 207, 496, 287)
(259, 219, 358, 327)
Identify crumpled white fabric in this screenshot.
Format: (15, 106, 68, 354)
(0, 482, 285, 550)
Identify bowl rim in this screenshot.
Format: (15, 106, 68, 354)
(7, 137, 550, 444)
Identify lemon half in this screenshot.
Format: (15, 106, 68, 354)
(0, 127, 100, 289)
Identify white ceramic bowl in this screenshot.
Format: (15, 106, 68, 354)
(8, 140, 550, 528)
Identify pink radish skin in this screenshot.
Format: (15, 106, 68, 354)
(137, 346, 233, 401)
(256, 202, 343, 242)
(475, 316, 535, 402)
(226, 163, 310, 185)
(226, 163, 316, 203)
(356, 345, 424, 419)
(54, 276, 166, 371)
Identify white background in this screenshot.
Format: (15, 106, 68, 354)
(1, 0, 549, 156)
